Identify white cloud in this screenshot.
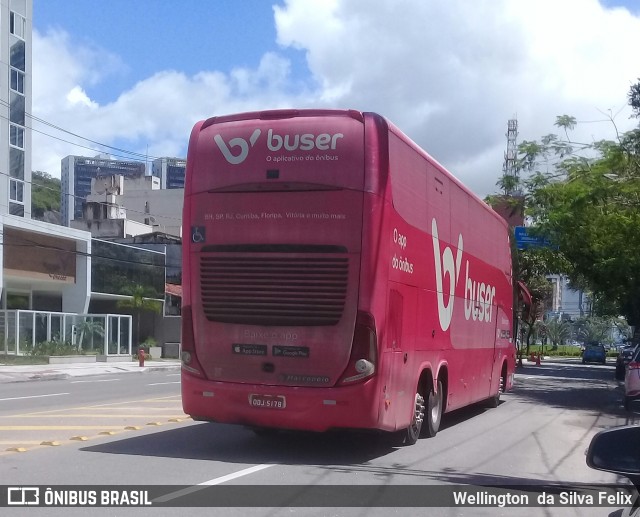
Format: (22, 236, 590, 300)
(274, 0, 640, 195)
(65, 86, 98, 109)
(31, 32, 308, 175)
(31, 1, 640, 199)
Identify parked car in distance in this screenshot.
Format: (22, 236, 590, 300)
(582, 344, 607, 365)
(616, 344, 638, 381)
(624, 347, 640, 411)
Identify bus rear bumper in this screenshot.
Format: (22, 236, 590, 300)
(181, 372, 387, 432)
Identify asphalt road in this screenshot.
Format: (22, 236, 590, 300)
(0, 360, 636, 517)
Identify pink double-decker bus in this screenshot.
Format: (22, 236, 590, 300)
(181, 109, 516, 445)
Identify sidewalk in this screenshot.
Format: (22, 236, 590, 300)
(0, 359, 181, 383)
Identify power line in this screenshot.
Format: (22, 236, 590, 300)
(0, 232, 182, 271)
(0, 99, 163, 161)
(0, 166, 185, 224)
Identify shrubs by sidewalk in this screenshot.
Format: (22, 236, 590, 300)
(0, 354, 48, 365)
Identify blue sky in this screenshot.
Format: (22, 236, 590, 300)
(30, 0, 640, 197)
(33, 0, 311, 103)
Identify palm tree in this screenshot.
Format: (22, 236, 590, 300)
(116, 284, 162, 348)
(574, 316, 611, 346)
(544, 319, 571, 351)
(74, 318, 105, 352)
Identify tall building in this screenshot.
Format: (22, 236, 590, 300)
(61, 154, 146, 226)
(1, 0, 92, 317)
(1, 0, 32, 218)
(545, 274, 590, 320)
(151, 157, 186, 189)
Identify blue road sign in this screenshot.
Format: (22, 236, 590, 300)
(514, 226, 552, 249)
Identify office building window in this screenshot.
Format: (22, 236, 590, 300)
(9, 148, 24, 180)
(9, 124, 25, 149)
(91, 240, 165, 297)
(10, 68, 25, 94)
(10, 179, 24, 202)
(9, 203, 25, 217)
(10, 12, 26, 40)
(10, 39, 25, 71)
(10, 92, 25, 125)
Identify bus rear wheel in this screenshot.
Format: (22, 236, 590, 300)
(486, 370, 505, 408)
(424, 379, 443, 438)
(394, 390, 425, 446)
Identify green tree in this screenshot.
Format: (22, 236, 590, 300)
(116, 284, 162, 347)
(74, 319, 105, 352)
(573, 316, 614, 345)
(630, 78, 640, 116)
(514, 80, 640, 327)
(543, 318, 571, 350)
(513, 248, 558, 357)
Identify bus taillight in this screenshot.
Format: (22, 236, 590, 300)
(181, 305, 206, 378)
(338, 311, 378, 385)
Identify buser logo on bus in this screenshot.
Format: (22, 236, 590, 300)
(214, 129, 261, 165)
(214, 129, 344, 165)
(431, 219, 496, 332)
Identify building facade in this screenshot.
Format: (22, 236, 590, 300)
(83, 172, 183, 237)
(1, 0, 32, 218)
(151, 157, 186, 189)
(545, 274, 590, 321)
(1, 0, 93, 316)
(61, 154, 146, 226)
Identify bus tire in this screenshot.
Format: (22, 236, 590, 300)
(393, 389, 426, 446)
(486, 368, 506, 408)
(424, 379, 443, 438)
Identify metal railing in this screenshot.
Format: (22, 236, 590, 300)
(0, 310, 133, 356)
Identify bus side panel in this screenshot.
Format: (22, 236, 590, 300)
(385, 126, 514, 419)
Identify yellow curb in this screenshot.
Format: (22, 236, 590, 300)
(40, 441, 61, 446)
(70, 436, 89, 441)
(99, 431, 117, 436)
(146, 422, 162, 426)
(6, 447, 28, 452)
(125, 426, 142, 430)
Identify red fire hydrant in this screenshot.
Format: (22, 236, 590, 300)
(138, 347, 146, 367)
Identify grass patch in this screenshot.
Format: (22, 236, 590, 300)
(0, 354, 49, 365)
(520, 344, 619, 358)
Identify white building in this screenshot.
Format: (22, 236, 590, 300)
(1, 0, 31, 218)
(546, 274, 590, 320)
(77, 171, 183, 238)
(1, 0, 92, 314)
(61, 154, 146, 227)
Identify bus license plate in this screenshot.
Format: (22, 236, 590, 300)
(248, 394, 286, 409)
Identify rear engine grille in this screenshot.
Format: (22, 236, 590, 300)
(200, 253, 349, 326)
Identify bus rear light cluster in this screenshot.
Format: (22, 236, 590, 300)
(181, 305, 206, 378)
(338, 311, 377, 385)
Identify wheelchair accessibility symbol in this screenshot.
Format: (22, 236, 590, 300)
(191, 226, 205, 243)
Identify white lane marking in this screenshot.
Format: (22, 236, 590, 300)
(0, 393, 70, 402)
(71, 379, 119, 384)
(167, 374, 181, 377)
(153, 464, 274, 503)
(148, 382, 181, 386)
